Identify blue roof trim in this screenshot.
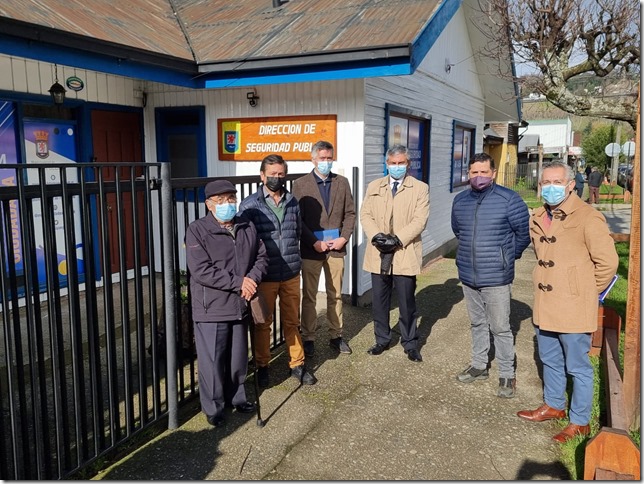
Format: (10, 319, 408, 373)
(0, 33, 200, 88)
(203, 62, 411, 88)
(410, 0, 462, 71)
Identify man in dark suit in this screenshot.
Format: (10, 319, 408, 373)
(293, 141, 356, 357)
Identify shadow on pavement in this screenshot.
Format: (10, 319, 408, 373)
(515, 459, 571, 479)
(97, 407, 257, 481)
(415, 277, 463, 350)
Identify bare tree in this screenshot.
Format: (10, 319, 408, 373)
(476, 0, 640, 128)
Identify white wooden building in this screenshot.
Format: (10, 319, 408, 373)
(0, 0, 521, 300)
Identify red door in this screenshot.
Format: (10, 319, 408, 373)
(91, 110, 147, 274)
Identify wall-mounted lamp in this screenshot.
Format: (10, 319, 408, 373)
(142, 91, 148, 108)
(246, 89, 259, 107)
(444, 58, 455, 74)
(49, 64, 67, 105)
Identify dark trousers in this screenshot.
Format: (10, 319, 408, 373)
(371, 273, 418, 351)
(194, 318, 249, 418)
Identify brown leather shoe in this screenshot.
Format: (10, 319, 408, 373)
(552, 423, 590, 443)
(517, 403, 566, 422)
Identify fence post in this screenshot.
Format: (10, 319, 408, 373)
(160, 162, 178, 429)
(351, 166, 359, 306)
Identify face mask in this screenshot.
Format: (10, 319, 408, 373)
(388, 164, 407, 180)
(470, 175, 493, 191)
(316, 161, 332, 176)
(214, 203, 236, 222)
(264, 176, 285, 192)
(541, 184, 568, 206)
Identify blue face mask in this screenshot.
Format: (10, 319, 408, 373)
(214, 203, 236, 222)
(541, 184, 567, 206)
(388, 164, 407, 180)
(317, 161, 332, 176)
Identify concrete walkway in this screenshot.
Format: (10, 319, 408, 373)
(94, 251, 574, 480)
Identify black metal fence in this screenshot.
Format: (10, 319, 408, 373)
(502, 162, 538, 198)
(0, 162, 304, 479)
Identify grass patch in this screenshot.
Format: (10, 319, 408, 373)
(557, 355, 602, 480)
(599, 184, 625, 195)
(557, 241, 639, 479)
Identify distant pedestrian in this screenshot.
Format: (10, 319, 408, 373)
(451, 153, 530, 398)
(185, 180, 268, 427)
(574, 168, 585, 198)
(517, 161, 618, 443)
(292, 140, 356, 358)
(360, 144, 429, 362)
(584, 165, 591, 179)
(239, 154, 317, 387)
(587, 166, 602, 203)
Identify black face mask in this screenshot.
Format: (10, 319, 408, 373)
(265, 176, 285, 192)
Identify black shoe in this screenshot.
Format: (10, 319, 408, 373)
(290, 364, 317, 385)
(257, 366, 269, 388)
(404, 348, 423, 362)
(206, 414, 225, 427)
(303, 340, 315, 357)
(234, 401, 256, 413)
(330, 337, 352, 354)
(367, 342, 389, 355)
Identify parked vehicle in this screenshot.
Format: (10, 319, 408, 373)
(617, 165, 633, 192)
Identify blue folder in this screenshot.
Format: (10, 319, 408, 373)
(598, 275, 619, 303)
(313, 228, 340, 241)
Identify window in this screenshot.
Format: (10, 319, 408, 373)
(384, 104, 431, 183)
(451, 121, 475, 191)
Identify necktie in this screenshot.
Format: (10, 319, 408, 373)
(392, 181, 399, 197)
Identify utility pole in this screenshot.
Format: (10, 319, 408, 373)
(537, 143, 543, 199)
(611, 123, 622, 184)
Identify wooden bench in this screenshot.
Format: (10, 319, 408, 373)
(585, 306, 640, 480)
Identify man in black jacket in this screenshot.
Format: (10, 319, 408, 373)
(186, 179, 268, 427)
(239, 154, 317, 387)
(587, 166, 603, 204)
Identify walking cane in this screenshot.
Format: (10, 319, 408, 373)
(249, 294, 266, 427)
(247, 315, 265, 427)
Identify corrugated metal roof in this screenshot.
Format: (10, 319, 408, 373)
(0, 0, 440, 66)
(0, 0, 193, 60)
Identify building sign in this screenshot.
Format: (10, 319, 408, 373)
(23, 120, 85, 291)
(218, 115, 337, 161)
(0, 101, 22, 283)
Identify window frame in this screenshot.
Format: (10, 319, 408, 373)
(450, 120, 476, 192)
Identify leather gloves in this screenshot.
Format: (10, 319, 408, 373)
(371, 233, 402, 275)
(371, 233, 402, 253)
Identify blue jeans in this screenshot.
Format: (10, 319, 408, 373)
(535, 327, 593, 426)
(462, 284, 514, 379)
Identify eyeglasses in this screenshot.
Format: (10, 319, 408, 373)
(208, 195, 237, 204)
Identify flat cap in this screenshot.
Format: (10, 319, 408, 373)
(205, 180, 237, 198)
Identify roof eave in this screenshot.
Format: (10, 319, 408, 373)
(0, 17, 197, 74)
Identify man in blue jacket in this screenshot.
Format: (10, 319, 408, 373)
(186, 179, 268, 426)
(239, 154, 317, 387)
(451, 153, 530, 398)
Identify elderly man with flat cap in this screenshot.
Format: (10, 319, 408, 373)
(185, 179, 268, 427)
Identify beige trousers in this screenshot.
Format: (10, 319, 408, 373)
(300, 257, 345, 341)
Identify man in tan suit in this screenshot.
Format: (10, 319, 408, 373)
(360, 144, 429, 362)
(517, 161, 618, 442)
(292, 141, 356, 357)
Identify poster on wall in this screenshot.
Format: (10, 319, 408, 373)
(218, 115, 337, 161)
(0, 101, 23, 293)
(23, 120, 85, 291)
(385, 106, 429, 182)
